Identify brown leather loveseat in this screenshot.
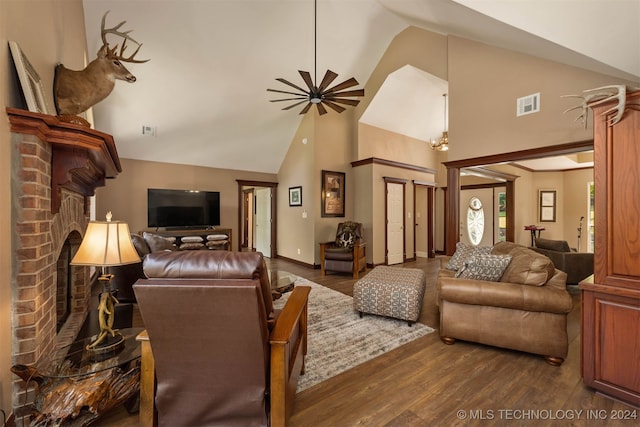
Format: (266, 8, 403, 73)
(134, 250, 310, 427)
(437, 241, 573, 365)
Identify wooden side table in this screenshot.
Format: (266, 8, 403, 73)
(524, 225, 545, 246)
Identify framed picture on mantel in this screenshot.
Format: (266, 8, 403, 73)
(321, 170, 345, 217)
(9, 41, 52, 115)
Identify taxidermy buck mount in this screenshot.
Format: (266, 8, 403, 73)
(54, 11, 149, 121)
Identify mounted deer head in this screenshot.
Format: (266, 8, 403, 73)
(54, 11, 149, 116)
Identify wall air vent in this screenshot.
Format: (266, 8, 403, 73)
(516, 92, 540, 117)
(142, 125, 157, 136)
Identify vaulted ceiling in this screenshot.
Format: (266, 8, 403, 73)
(81, 0, 639, 174)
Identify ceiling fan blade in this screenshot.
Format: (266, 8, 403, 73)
(326, 77, 359, 93)
(282, 100, 309, 111)
(299, 102, 313, 115)
(298, 70, 315, 92)
(275, 78, 309, 94)
(323, 100, 346, 114)
(328, 98, 361, 107)
(270, 97, 308, 103)
(315, 102, 328, 115)
(317, 69, 339, 93)
(326, 89, 365, 98)
(267, 88, 307, 97)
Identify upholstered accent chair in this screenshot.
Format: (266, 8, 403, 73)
(531, 237, 594, 284)
(319, 221, 366, 279)
(133, 251, 310, 427)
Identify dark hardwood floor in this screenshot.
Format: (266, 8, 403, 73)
(96, 256, 638, 427)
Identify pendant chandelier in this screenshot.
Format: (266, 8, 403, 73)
(266, 0, 364, 115)
(430, 93, 449, 151)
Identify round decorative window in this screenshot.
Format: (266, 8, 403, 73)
(467, 197, 484, 246)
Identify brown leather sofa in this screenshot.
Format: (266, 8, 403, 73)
(437, 242, 573, 365)
(133, 251, 310, 427)
(319, 221, 366, 278)
(531, 237, 594, 284)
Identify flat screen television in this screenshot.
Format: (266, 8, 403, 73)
(147, 188, 220, 229)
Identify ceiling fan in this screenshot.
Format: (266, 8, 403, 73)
(267, 0, 364, 115)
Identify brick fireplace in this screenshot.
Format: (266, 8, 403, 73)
(7, 108, 121, 418)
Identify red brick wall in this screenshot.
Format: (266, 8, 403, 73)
(12, 133, 91, 417)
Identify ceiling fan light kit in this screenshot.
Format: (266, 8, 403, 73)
(267, 0, 364, 115)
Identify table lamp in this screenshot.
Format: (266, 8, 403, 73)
(71, 212, 140, 355)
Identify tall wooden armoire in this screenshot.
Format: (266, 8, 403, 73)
(580, 90, 640, 407)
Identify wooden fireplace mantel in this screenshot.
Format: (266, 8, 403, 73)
(6, 108, 121, 213)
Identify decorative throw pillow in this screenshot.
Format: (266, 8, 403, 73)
(457, 254, 512, 282)
(207, 234, 228, 241)
(499, 246, 555, 286)
(180, 236, 203, 243)
(130, 233, 151, 257)
(336, 230, 355, 248)
(143, 232, 175, 252)
(446, 242, 491, 271)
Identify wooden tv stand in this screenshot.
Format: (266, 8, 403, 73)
(151, 228, 232, 251)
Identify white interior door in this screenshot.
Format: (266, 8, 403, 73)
(254, 188, 271, 257)
(387, 182, 404, 264)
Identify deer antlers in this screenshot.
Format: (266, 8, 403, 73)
(563, 85, 640, 128)
(100, 11, 149, 63)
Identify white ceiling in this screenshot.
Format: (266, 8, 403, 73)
(81, 0, 640, 174)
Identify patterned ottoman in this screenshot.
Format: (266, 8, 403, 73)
(353, 266, 426, 325)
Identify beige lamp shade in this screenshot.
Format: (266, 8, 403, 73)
(71, 213, 140, 267)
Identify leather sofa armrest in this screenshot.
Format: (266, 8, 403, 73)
(438, 277, 573, 314)
(270, 286, 311, 427)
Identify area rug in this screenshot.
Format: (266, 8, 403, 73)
(273, 276, 435, 392)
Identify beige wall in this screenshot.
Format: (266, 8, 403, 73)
(488, 164, 593, 249)
(352, 163, 374, 260)
(95, 158, 277, 249)
(313, 109, 357, 263)
(354, 27, 448, 138)
(277, 112, 315, 264)
(357, 124, 441, 264)
(369, 164, 435, 265)
(447, 35, 637, 162)
(1, 0, 88, 413)
(562, 169, 593, 252)
(358, 123, 442, 168)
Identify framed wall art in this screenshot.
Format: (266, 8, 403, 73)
(539, 189, 556, 222)
(9, 41, 52, 115)
(321, 170, 345, 217)
(289, 186, 302, 206)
